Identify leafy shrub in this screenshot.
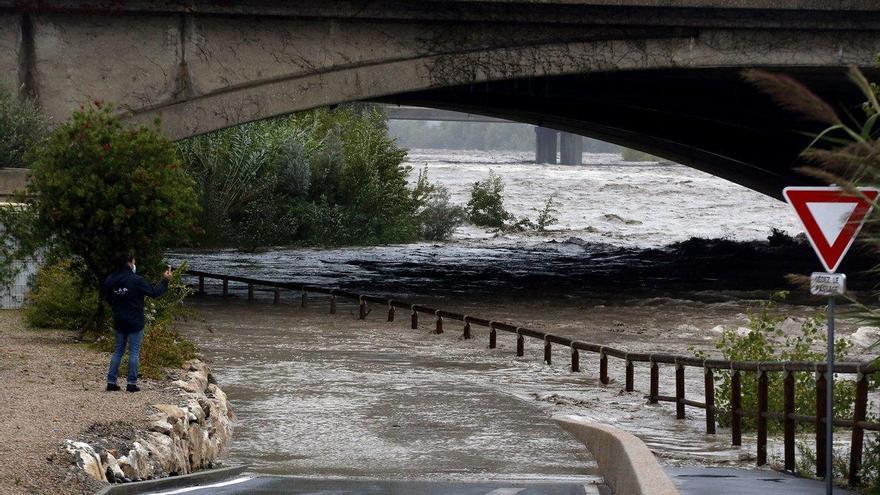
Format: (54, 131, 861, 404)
(467, 171, 512, 228)
(0, 84, 45, 168)
(694, 292, 856, 433)
(535, 194, 560, 231)
(23, 259, 99, 330)
(20, 103, 199, 286)
(179, 104, 430, 248)
(417, 187, 465, 241)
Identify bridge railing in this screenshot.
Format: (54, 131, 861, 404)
(184, 268, 878, 487)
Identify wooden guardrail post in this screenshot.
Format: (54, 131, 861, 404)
(816, 371, 827, 478)
(387, 303, 394, 322)
(247, 284, 254, 301)
(463, 322, 471, 340)
(198, 275, 204, 294)
(599, 350, 608, 385)
(516, 332, 524, 357)
(649, 360, 659, 404)
(222, 277, 228, 297)
(544, 339, 552, 365)
(489, 324, 497, 349)
(411, 306, 418, 329)
(849, 371, 869, 487)
(358, 297, 367, 320)
(625, 358, 634, 392)
(704, 368, 716, 434)
(757, 369, 768, 466)
(731, 370, 742, 446)
(571, 348, 579, 372)
(434, 311, 443, 334)
(675, 362, 685, 419)
(783, 370, 795, 472)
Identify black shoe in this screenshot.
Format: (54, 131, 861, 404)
(106, 383, 121, 392)
(126, 384, 140, 393)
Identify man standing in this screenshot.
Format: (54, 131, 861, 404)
(102, 253, 172, 392)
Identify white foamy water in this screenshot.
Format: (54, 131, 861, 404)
(405, 149, 801, 247)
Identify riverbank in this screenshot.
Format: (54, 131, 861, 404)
(0, 310, 232, 495)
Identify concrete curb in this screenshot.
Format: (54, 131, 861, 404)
(553, 415, 680, 495)
(94, 466, 248, 495)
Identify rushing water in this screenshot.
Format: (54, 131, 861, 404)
(171, 150, 874, 479)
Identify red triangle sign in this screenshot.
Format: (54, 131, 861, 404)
(783, 186, 878, 273)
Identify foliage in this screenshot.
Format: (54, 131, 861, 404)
(22, 259, 99, 330)
(177, 121, 287, 244)
(417, 187, 466, 241)
(621, 148, 660, 162)
(179, 104, 439, 248)
(466, 171, 512, 228)
(92, 262, 197, 379)
(742, 67, 880, 329)
(16, 103, 199, 286)
(693, 292, 855, 433)
(0, 84, 45, 168)
(743, 63, 880, 493)
(535, 194, 560, 231)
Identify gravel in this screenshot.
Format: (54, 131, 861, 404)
(0, 310, 181, 495)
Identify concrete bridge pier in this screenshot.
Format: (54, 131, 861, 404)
(535, 127, 559, 164)
(560, 133, 583, 165)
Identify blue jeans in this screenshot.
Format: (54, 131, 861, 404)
(107, 329, 144, 384)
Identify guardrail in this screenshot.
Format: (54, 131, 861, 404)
(184, 268, 878, 487)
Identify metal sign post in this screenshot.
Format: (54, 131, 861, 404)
(785, 186, 878, 494)
(811, 272, 845, 495)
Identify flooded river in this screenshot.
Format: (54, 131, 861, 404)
(171, 150, 877, 479)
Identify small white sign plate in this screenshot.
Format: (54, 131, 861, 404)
(810, 272, 846, 296)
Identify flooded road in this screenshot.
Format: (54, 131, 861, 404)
(176, 299, 600, 482)
(171, 150, 877, 479)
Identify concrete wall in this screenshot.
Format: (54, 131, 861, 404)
(554, 415, 680, 495)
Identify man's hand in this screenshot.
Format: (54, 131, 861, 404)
(163, 267, 173, 280)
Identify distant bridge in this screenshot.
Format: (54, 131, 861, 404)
(2, 1, 880, 196)
(385, 106, 585, 165)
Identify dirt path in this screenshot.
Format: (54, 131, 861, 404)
(0, 311, 176, 495)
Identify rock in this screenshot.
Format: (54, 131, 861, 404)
(102, 451, 126, 483)
(65, 360, 233, 485)
(150, 420, 174, 435)
(65, 440, 107, 482)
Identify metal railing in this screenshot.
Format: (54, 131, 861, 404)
(185, 268, 879, 487)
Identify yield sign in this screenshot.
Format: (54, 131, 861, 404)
(783, 186, 879, 273)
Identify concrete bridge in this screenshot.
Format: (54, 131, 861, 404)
(1, 1, 879, 196)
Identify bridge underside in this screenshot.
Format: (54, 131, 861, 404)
(376, 67, 869, 199)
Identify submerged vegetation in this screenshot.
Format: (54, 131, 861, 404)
(179, 105, 464, 248)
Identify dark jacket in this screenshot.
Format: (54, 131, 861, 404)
(102, 266, 168, 333)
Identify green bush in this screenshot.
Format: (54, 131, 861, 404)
(467, 171, 512, 228)
(535, 194, 559, 232)
(417, 186, 465, 241)
(23, 259, 99, 330)
(4, 102, 200, 301)
(0, 84, 45, 168)
(694, 292, 856, 433)
(179, 104, 438, 248)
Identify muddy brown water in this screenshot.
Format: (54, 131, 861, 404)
(176, 294, 872, 480)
